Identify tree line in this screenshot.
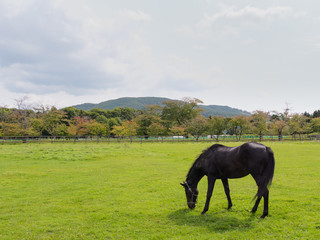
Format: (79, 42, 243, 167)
(1, 97, 320, 141)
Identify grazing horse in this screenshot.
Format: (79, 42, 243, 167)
(181, 142, 275, 218)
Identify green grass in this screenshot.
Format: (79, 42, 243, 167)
(0, 142, 320, 239)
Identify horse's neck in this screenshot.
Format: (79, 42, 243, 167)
(187, 166, 205, 187)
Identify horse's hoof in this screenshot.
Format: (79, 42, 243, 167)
(260, 214, 268, 219)
(201, 210, 207, 215)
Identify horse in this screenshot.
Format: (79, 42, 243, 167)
(180, 142, 275, 218)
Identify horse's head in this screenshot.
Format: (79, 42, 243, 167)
(180, 181, 198, 209)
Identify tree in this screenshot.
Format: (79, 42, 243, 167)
(0, 107, 11, 122)
(288, 114, 311, 139)
(269, 111, 288, 141)
(207, 116, 228, 141)
(147, 122, 167, 136)
(145, 105, 162, 116)
(161, 98, 203, 126)
(134, 113, 161, 136)
(107, 118, 122, 132)
(86, 122, 107, 136)
(229, 116, 250, 141)
(14, 96, 32, 111)
(108, 107, 136, 121)
(111, 121, 138, 137)
(311, 117, 320, 133)
(67, 116, 107, 136)
(87, 108, 109, 120)
(312, 110, 320, 118)
(62, 107, 85, 119)
(95, 115, 109, 125)
(42, 107, 68, 136)
(270, 119, 287, 141)
(14, 96, 34, 130)
(0, 122, 38, 136)
(250, 111, 269, 141)
(169, 126, 186, 136)
(0, 108, 12, 135)
(185, 116, 208, 141)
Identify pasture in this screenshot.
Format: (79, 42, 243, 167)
(0, 142, 319, 239)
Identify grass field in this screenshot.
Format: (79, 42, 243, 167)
(0, 142, 319, 239)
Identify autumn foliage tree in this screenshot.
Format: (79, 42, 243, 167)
(269, 112, 288, 141)
(111, 120, 138, 137)
(67, 117, 107, 136)
(1, 97, 319, 140)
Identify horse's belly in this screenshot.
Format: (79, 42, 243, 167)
(228, 172, 250, 179)
(221, 168, 250, 179)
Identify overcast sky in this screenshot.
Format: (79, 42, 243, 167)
(0, 0, 319, 113)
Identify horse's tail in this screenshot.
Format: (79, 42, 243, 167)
(255, 147, 275, 199)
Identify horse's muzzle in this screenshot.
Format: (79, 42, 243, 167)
(188, 203, 196, 209)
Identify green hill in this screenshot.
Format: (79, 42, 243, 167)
(72, 97, 251, 117)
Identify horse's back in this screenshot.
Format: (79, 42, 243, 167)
(204, 144, 248, 178)
(213, 142, 272, 178)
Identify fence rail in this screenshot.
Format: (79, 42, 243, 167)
(1, 134, 319, 144)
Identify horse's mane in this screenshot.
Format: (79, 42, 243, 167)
(186, 144, 225, 180)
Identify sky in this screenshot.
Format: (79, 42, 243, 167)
(0, 0, 319, 114)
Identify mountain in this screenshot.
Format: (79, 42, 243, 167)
(72, 97, 251, 117)
(200, 105, 251, 117)
(73, 97, 171, 111)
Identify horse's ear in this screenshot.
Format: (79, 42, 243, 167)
(180, 181, 186, 187)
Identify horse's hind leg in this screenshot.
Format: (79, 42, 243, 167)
(251, 181, 269, 218)
(251, 174, 262, 213)
(221, 178, 232, 209)
(252, 196, 262, 213)
(260, 190, 269, 218)
(251, 174, 269, 217)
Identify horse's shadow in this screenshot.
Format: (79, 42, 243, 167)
(167, 208, 255, 233)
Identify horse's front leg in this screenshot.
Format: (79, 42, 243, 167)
(221, 178, 232, 209)
(201, 175, 216, 215)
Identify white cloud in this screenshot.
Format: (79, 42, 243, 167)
(119, 9, 151, 22)
(175, 25, 194, 36)
(0, 0, 157, 96)
(0, 0, 36, 18)
(198, 5, 293, 28)
(0, 0, 319, 113)
(163, 54, 222, 92)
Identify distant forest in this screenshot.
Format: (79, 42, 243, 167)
(1, 97, 320, 140)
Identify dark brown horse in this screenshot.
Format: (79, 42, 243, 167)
(181, 142, 275, 218)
